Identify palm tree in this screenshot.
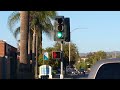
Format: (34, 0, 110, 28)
(8, 11, 57, 54)
(29, 12, 57, 78)
(18, 11, 29, 79)
(8, 11, 57, 78)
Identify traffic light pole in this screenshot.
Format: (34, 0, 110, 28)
(60, 41, 64, 79)
(69, 41, 70, 66)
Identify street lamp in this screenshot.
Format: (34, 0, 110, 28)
(69, 28, 79, 66)
(69, 28, 87, 66)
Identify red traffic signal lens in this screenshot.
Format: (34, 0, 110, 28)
(53, 52, 61, 59)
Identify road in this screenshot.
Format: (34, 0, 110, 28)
(52, 73, 89, 79)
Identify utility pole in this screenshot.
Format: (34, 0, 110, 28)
(60, 41, 64, 79)
(68, 28, 87, 67)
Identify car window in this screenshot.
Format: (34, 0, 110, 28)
(95, 63, 120, 79)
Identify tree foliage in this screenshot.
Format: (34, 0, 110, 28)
(54, 42, 80, 66)
(38, 47, 60, 70)
(38, 42, 80, 70)
(75, 50, 107, 70)
(86, 50, 107, 66)
(7, 11, 57, 41)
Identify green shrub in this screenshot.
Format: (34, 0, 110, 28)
(52, 70, 57, 76)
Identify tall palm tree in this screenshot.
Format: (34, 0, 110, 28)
(8, 11, 57, 55)
(8, 11, 57, 78)
(18, 11, 29, 79)
(29, 12, 56, 78)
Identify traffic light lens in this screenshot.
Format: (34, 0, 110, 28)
(57, 32, 63, 38)
(53, 52, 57, 58)
(52, 51, 61, 59)
(58, 25, 63, 30)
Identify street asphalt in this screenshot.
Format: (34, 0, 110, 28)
(52, 73, 89, 79)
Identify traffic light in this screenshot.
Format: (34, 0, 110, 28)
(54, 16, 65, 41)
(64, 18, 70, 42)
(52, 51, 61, 59)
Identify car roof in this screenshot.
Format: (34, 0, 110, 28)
(88, 58, 120, 79)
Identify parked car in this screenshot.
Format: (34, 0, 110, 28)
(88, 58, 120, 79)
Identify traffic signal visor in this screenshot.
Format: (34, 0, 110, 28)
(58, 18, 63, 24)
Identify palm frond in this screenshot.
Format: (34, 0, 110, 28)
(7, 11, 57, 42)
(45, 11, 57, 19)
(7, 11, 20, 32)
(13, 27, 20, 40)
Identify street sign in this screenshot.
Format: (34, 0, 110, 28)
(43, 52, 49, 60)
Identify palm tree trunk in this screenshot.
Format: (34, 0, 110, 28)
(18, 11, 29, 79)
(32, 25, 36, 77)
(35, 32, 38, 79)
(39, 28, 42, 55)
(20, 11, 28, 64)
(28, 13, 31, 69)
(28, 27, 35, 79)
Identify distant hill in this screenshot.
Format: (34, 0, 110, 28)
(106, 51, 120, 57)
(80, 53, 88, 57)
(80, 51, 120, 57)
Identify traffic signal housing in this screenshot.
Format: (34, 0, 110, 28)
(64, 18, 70, 42)
(54, 16, 65, 41)
(52, 51, 61, 59)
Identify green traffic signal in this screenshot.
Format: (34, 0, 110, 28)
(54, 16, 65, 41)
(57, 31, 63, 38)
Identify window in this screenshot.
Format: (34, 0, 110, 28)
(95, 63, 120, 79)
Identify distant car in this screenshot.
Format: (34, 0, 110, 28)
(71, 69, 78, 74)
(71, 71, 75, 74)
(80, 68, 85, 74)
(88, 58, 120, 79)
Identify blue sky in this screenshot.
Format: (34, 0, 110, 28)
(0, 11, 120, 53)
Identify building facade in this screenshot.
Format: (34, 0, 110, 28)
(0, 40, 18, 79)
